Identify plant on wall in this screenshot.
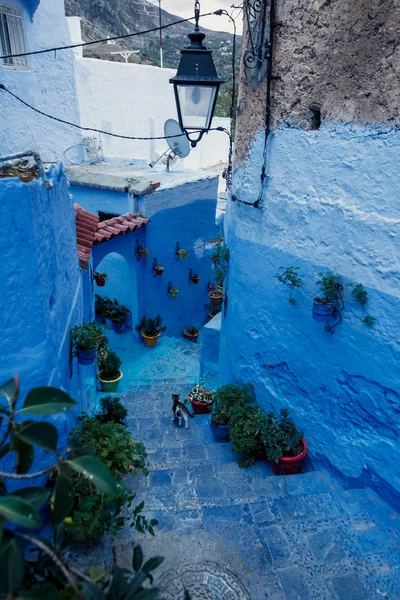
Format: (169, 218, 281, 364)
(153, 257, 164, 277)
(350, 283, 376, 327)
(135, 239, 150, 262)
(211, 242, 230, 288)
(0, 375, 163, 598)
(175, 242, 188, 260)
(93, 271, 107, 287)
(70, 321, 106, 365)
(275, 266, 303, 305)
(168, 281, 179, 297)
(315, 271, 342, 303)
(312, 271, 344, 333)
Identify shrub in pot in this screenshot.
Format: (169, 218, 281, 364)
(262, 408, 308, 475)
(137, 245, 150, 261)
(94, 271, 107, 287)
(183, 326, 200, 343)
(229, 403, 267, 467)
(110, 301, 131, 334)
(191, 273, 199, 284)
(312, 271, 342, 322)
(210, 383, 254, 442)
(98, 349, 123, 392)
(154, 264, 164, 276)
(186, 379, 215, 414)
(96, 395, 128, 425)
(70, 321, 105, 366)
(135, 315, 166, 347)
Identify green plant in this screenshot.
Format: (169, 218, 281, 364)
(362, 315, 376, 327)
(229, 403, 267, 467)
(97, 395, 128, 425)
(72, 414, 148, 478)
(70, 321, 106, 354)
(275, 266, 303, 305)
(261, 408, 304, 463)
(211, 243, 230, 287)
(186, 326, 200, 336)
(98, 349, 122, 380)
(95, 294, 113, 317)
(315, 271, 342, 303)
(135, 315, 167, 337)
(350, 283, 368, 305)
(94, 271, 107, 279)
(211, 383, 254, 426)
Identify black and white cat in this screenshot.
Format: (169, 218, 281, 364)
(171, 394, 195, 429)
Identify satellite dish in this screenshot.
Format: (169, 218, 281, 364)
(164, 119, 190, 159)
(149, 119, 191, 171)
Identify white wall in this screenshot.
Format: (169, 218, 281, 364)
(0, 0, 83, 162)
(73, 57, 230, 170)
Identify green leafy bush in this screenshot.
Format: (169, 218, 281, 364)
(211, 383, 254, 426)
(315, 271, 342, 303)
(72, 414, 148, 478)
(275, 266, 303, 305)
(262, 408, 304, 463)
(229, 403, 267, 467)
(211, 243, 230, 287)
(98, 349, 122, 380)
(97, 395, 128, 425)
(70, 321, 105, 354)
(350, 283, 368, 305)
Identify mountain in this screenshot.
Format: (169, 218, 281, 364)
(64, 0, 240, 117)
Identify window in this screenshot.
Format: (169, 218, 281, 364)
(0, 4, 28, 70)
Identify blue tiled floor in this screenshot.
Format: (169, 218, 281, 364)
(106, 338, 400, 599)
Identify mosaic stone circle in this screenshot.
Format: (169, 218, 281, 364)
(158, 562, 251, 600)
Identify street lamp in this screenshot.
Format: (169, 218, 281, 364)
(169, 1, 225, 147)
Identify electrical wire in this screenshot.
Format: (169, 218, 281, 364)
(0, 10, 223, 61)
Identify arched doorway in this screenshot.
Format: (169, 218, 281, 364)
(94, 252, 137, 328)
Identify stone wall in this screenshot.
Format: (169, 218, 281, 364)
(220, 0, 400, 506)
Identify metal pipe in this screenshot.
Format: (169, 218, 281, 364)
(0, 149, 53, 188)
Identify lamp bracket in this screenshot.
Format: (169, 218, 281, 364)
(243, 0, 271, 91)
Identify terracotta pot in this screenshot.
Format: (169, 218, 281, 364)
(95, 277, 106, 287)
(97, 370, 123, 392)
(209, 291, 224, 306)
(142, 331, 161, 347)
(139, 251, 147, 260)
(155, 266, 164, 276)
(190, 392, 213, 414)
(271, 439, 308, 476)
(191, 276, 199, 284)
(183, 328, 200, 343)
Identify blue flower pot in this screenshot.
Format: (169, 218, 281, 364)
(77, 347, 96, 366)
(105, 318, 113, 328)
(210, 423, 230, 443)
(312, 300, 335, 323)
(111, 321, 126, 334)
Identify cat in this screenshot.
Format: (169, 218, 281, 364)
(171, 394, 195, 429)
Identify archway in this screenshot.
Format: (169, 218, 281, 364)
(94, 252, 137, 328)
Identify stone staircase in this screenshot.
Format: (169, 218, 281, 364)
(116, 383, 400, 600)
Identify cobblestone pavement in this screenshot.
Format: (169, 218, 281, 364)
(115, 382, 400, 600)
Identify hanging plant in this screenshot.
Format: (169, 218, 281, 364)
(168, 281, 179, 297)
(211, 242, 229, 288)
(152, 257, 164, 277)
(189, 268, 199, 284)
(312, 272, 342, 321)
(93, 272, 107, 287)
(176, 242, 188, 261)
(275, 266, 303, 305)
(135, 239, 150, 262)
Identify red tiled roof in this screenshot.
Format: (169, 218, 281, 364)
(73, 204, 149, 269)
(74, 203, 99, 270)
(94, 213, 149, 245)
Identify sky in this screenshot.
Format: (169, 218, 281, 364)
(158, 1, 243, 34)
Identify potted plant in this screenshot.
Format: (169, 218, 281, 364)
(95, 294, 106, 323)
(135, 240, 150, 262)
(135, 315, 167, 348)
(210, 242, 229, 297)
(210, 383, 255, 442)
(312, 271, 342, 322)
(178, 249, 188, 259)
(154, 265, 164, 276)
(98, 349, 123, 392)
(262, 408, 308, 475)
(168, 283, 179, 297)
(94, 271, 107, 287)
(190, 272, 199, 284)
(183, 326, 201, 343)
(110, 301, 131, 334)
(96, 395, 128, 425)
(209, 287, 224, 308)
(186, 379, 215, 414)
(229, 403, 267, 467)
(70, 321, 105, 366)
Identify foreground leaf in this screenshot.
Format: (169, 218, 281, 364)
(66, 456, 116, 495)
(19, 583, 60, 599)
(17, 421, 58, 454)
(20, 388, 76, 416)
(51, 475, 74, 526)
(133, 545, 143, 573)
(0, 497, 41, 529)
(82, 582, 106, 600)
(142, 556, 164, 574)
(133, 590, 159, 600)
(89, 566, 107, 582)
(0, 534, 24, 595)
(10, 487, 49, 510)
(11, 433, 34, 475)
(0, 375, 18, 410)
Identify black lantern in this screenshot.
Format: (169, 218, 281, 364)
(170, 2, 225, 147)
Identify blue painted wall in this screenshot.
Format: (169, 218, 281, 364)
(76, 175, 220, 339)
(0, 165, 87, 483)
(221, 124, 400, 507)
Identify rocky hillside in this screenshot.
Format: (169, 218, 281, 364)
(64, 0, 240, 116)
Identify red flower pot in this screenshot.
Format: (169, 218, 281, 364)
(271, 439, 308, 476)
(189, 391, 213, 414)
(95, 277, 106, 287)
(139, 251, 147, 260)
(155, 266, 164, 276)
(209, 291, 223, 307)
(183, 328, 200, 343)
(192, 276, 199, 284)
